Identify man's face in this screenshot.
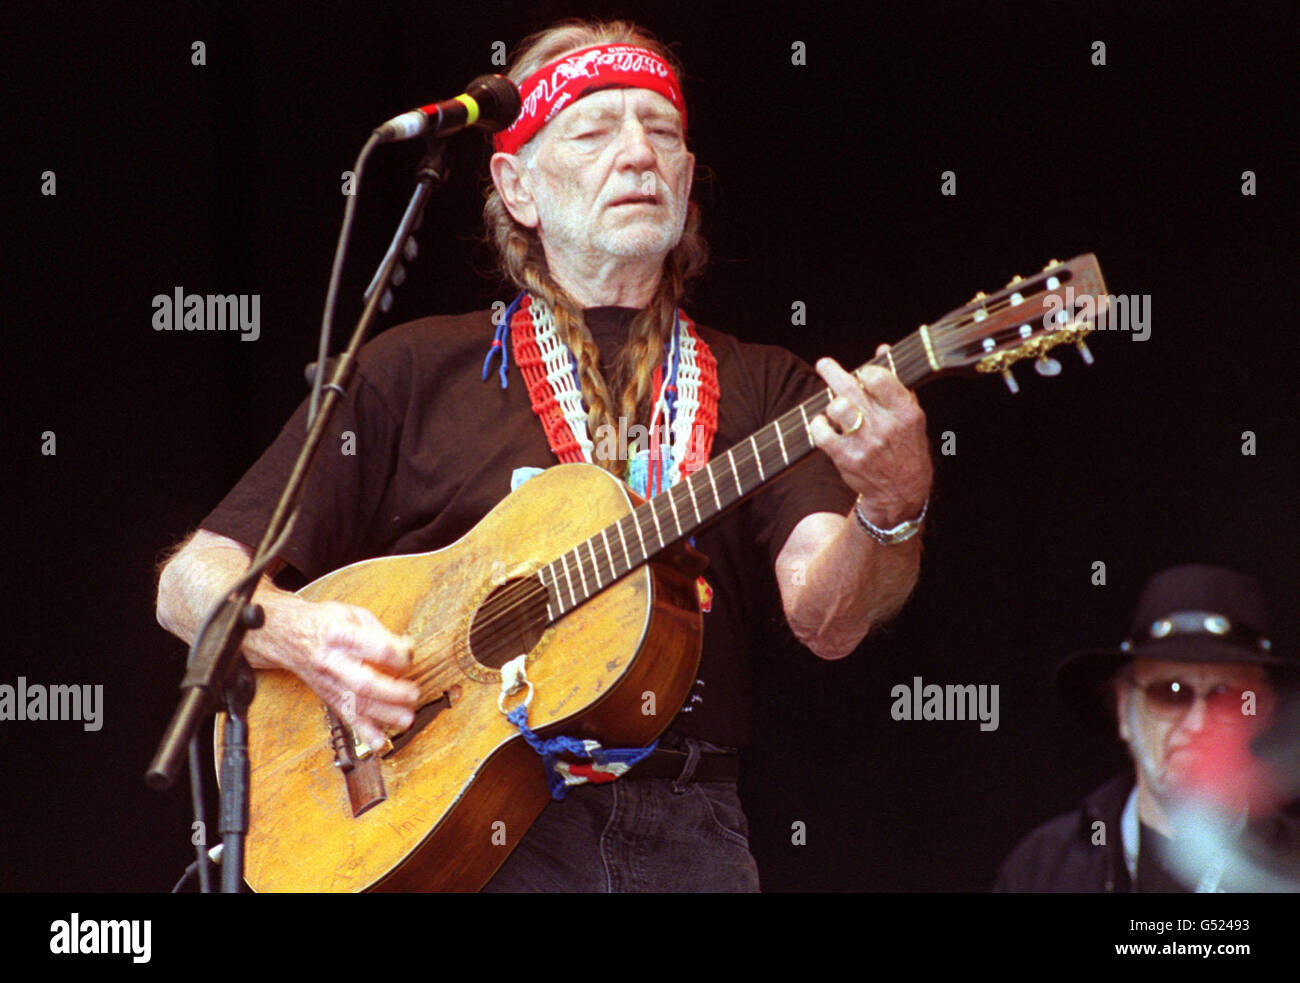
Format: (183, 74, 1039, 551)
(517, 87, 694, 264)
(1116, 658, 1275, 805)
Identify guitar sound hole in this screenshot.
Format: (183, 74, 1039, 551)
(468, 576, 550, 671)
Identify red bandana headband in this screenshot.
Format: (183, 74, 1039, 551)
(493, 43, 686, 156)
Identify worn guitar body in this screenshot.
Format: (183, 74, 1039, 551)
(233, 463, 705, 892)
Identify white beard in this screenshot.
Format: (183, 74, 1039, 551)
(591, 191, 689, 257)
(532, 174, 689, 260)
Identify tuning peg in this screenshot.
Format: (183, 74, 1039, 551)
(1042, 258, 1061, 272)
(1034, 356, 1062, 377)
(1001, 369, 1020, 394)
(1075, 340, 1095, 365)
(969, 290, 987, 305)
(1005, 274, 1023, 288)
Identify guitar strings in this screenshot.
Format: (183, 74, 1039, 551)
(412, 339, 967, 668)
(405, 283, 1077, 684)
(402, 389, 845, 684)
(408, 350, 936, 673)
(404, 575, 546, 680)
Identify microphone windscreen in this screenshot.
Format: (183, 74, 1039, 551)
(466, 75, 521, 133)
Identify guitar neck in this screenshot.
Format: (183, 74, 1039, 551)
(535, 328, 938, 620)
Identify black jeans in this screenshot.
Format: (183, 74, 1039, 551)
(481, 739, 760, 892)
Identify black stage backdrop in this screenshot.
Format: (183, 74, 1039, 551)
(6, 0, 1297, 902)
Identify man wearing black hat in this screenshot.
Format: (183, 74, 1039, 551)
(994, 564, 1297, 892)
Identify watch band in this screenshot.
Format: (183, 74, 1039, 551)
(852, 496, 928, 545)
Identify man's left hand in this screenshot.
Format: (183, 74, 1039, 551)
(808, 349, 932, 528)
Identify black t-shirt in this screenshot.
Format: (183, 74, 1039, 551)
(201, 307, 856, 746)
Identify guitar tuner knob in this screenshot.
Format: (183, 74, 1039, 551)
(1034, 356, 1062, 377)
(1001, 369, 1020, 394)
(1042, 258, 1061, 272)
(969, 290, 987, 304)
(1075, 340, 1095, 365)
(1005, 274, 1023, 287)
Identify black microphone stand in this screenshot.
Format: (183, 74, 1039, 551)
(146, 135, 453, 892)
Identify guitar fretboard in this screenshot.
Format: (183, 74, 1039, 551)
(534, 329, 936, 621)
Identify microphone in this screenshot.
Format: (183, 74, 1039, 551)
(374, 74, 520, 143)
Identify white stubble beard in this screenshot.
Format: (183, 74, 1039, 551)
(531, 165, 690, 261)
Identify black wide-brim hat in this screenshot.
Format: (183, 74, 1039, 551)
(1056, 564, 1294, 728)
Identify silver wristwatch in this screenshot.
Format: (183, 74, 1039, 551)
(852, 496, 928, 545)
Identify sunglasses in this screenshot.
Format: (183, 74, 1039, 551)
(1129, 678, 1256, 722)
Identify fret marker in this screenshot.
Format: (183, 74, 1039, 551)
(707, 464, 722, 509)
(632, 507, 648, 559)
(616, 517, 632, 568)
(685, 473, 702, 522)
(559, 553, 578, 609)
(775, 419, 789, 464)
(749, 435, 766, 482)
(665, 487, 683, 534)
(568, 548, 590, 600)
(601, 528, 616, 578)
(728, 453, 744, 497)
(648, 500, 666, 547)
(573, 546, 590, 596)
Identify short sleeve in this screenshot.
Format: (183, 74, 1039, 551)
(200, 356, 406, 583)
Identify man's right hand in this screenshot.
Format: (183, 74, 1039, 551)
(156, 530, 421, 751)
(258, 595, 419, 752)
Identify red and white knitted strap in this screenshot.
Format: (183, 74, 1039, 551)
(509, 294, 717, 481)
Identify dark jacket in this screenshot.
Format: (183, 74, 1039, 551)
(994, 772, 1135, 892)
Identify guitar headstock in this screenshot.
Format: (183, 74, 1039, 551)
(922, 254, 1108, 393)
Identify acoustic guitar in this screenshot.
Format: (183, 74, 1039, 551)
(222, 254, 1108, 891)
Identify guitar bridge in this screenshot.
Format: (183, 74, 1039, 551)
(384, 687, 458, 757)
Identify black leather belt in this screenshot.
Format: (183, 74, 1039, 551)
(625, 748, 740, 782)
